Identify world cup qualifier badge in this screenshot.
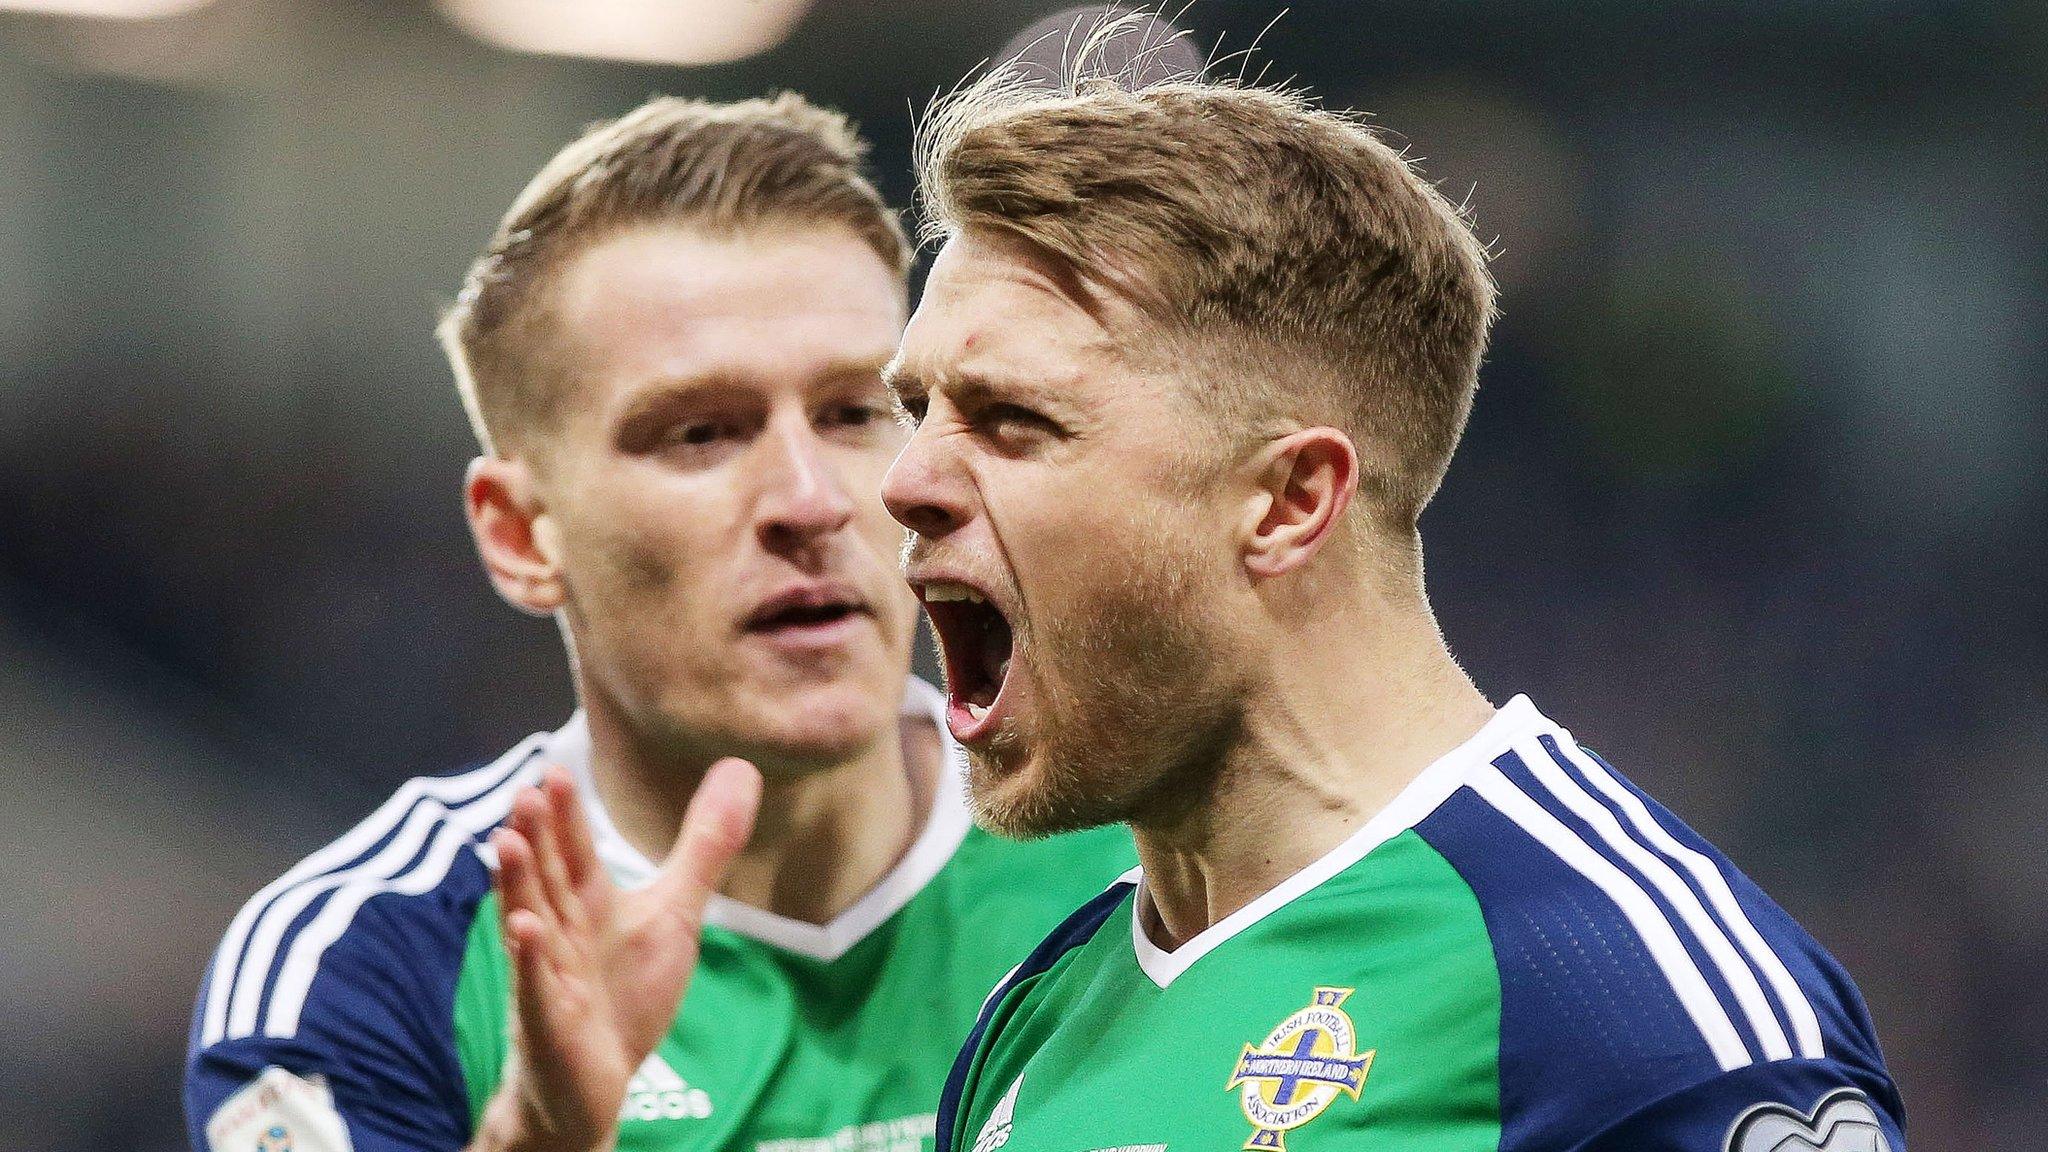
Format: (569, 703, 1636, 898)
(1226, 988, 1375, 1151)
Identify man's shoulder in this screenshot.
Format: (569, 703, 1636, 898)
(936, 874, 1138, 1152)
(193, 737, 544, 1052)
(185, 737, 549, 1150)
(968, 871, 1140, 1066)
(1405, 712, 1896, 1146)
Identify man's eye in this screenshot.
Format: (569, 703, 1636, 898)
(823, 403, 886, 429)
(658, 420, 742, 452)
(983, 403, 1056, 436)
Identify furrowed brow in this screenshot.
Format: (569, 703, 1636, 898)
(950, 369, 1073, 412)
(882, 360, 1071, 417)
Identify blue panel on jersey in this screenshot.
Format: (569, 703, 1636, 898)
(206, 753, 531, 1052)
(935, 879, 1135, 1152)
(1567, 745, 1903, 1122)
(1490, 744, 1770, 1064)
(186, 841, 495, 1152)
(1416, 782, 1727, 1152)
(1541, 738, 1812, 1054)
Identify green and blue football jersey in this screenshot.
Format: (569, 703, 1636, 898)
(186, 679, 1134, 1152)
(941, 696, 1903, 1152)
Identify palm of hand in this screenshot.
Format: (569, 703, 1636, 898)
(487, 761, 760, 1151)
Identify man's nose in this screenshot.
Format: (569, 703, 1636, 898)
(755, 419, 856, 551)
(881, 423, 969, 541)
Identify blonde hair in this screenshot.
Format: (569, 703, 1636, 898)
(441, 93, 911, 455)
(915, 22, 1496, 528)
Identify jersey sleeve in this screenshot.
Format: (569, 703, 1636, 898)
(185, 846, 499, 1152)
(1573, 1059, 1905, 1152)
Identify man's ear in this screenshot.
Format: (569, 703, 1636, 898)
(1237, 427, 1359, 581)
(466, 455, 565, 616)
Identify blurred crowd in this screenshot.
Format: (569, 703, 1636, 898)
(0, 1, 2041, 1147)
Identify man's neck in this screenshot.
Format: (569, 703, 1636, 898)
(1131, 597, 1495, 952)
(578, 694, 938, 927)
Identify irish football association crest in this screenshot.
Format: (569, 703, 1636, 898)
(1226, 987, 1374, 1150)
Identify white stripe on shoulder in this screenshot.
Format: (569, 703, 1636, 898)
(1545, 733, 1827, 1059)
(1469, 763, 1754, 1072)
(1512, 735, 1793, 1061)
(228, 799, 474, 1038)
(201, 738, 544, 1046)
(978, 962, 1025, 1016)
(261, 769, 529, 1038)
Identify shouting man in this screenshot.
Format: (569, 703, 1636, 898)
(881, 50, 1906, 1152)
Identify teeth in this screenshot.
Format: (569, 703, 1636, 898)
(922, 582, 987, 604)
(965, 702, 989, 722)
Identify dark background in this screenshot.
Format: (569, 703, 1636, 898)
(1, 1, 2041, 1146)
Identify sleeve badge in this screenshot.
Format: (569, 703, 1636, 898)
(204, 1066, 355, 1152)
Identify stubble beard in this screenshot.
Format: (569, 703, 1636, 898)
(965, 534, 1243, 840)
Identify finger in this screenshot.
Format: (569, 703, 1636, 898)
(503, 907, 570, 1050)
(493, 824, 565, 942)
(539, 764, 600, 892)
(489, 824, 536, 914)
(651, 757, 762, 915)
(516, 784, 582, 930)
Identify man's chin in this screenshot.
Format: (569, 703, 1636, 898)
(963, 744, 1124, 840)
(677, 678, 898, 771)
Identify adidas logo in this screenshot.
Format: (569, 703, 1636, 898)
(620, 1053, 713, 1123)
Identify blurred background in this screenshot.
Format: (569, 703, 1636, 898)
(0, 0, 2041, 1146)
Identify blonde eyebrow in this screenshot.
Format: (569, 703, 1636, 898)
(625, 350, 893, 399)
(881, 355, 942, 401)
(811, 351, 897, 384)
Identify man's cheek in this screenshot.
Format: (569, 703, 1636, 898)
(592, 522, 689, 594)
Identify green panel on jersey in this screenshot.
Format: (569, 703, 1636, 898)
(953, 830, 1501, 1152)
(453, 824, 1133, 1152)
(455, 898, 513, 1125)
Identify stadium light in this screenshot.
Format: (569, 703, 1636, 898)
(0, 0, 214, 16)
(437, 0, 815, 67)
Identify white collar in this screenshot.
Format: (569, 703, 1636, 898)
(1129, 694, 1551, 988)
(545, 676, 972, 962)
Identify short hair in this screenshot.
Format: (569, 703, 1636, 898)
(915, 27, 1497, 530)
(441, 93, 912, 455)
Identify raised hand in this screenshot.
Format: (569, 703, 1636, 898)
(471, 758, 762, 1152)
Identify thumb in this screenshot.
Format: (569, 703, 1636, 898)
(651, 757, 763, 914)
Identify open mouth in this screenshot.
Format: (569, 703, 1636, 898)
(919, 581, 1015, 733)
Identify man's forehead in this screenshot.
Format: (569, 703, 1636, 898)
(559, 225, 903, 328)
(544, 225, 903, 386)
(890, 234, 1119, 386)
